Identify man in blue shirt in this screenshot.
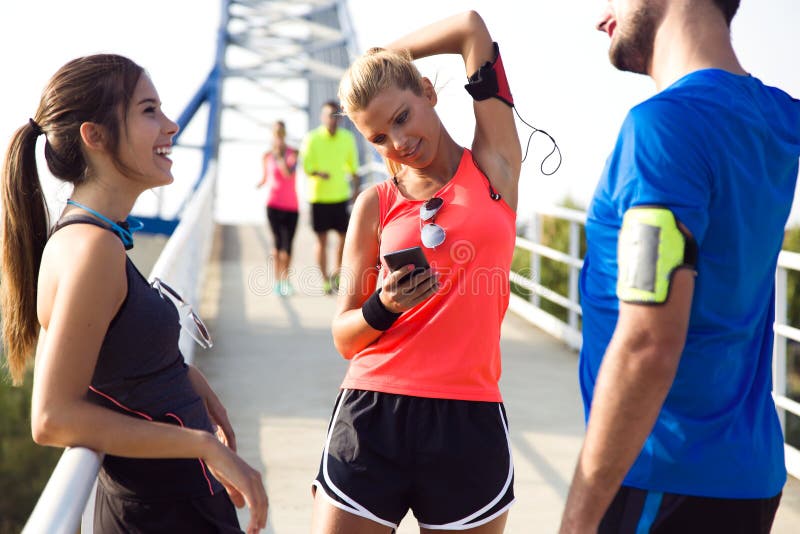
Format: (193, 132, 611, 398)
(560, 1, 800, 533)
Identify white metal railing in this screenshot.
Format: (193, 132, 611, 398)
(509, 206, 800, 481)
(773, 250, 800, 479)
(22, 164, 218, 534)
(509, 206, 586, 351)
(21, 448, 103, 534)
(149, 163, 218, 366)
(25, 194, 800, 530)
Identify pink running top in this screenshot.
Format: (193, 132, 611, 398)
(341, 149, 517, 402)
(263, 147, 299, 212)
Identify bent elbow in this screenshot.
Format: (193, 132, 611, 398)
(462, 10, 488, 36)
(31, 409, 64, 447)
(331, 314, 357, 360)
(463, 10, 484, 27)
(332, 333, 357, 361)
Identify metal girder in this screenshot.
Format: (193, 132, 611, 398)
(220, 0, 374, 179)
(144, 0, 371, 233)
(183, 0, 364, 155)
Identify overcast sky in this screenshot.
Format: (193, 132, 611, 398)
(1, 1, 797, 223)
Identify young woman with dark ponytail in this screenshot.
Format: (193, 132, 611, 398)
(1, 54, 267, 533)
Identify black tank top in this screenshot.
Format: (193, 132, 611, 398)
(49, 216, 223, 499)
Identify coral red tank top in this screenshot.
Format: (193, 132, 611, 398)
(341, 149, 516, 402)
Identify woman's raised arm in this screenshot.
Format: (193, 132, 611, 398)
(387, 11, 522, 209)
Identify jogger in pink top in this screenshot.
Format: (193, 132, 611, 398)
(257, 120, 299, 297)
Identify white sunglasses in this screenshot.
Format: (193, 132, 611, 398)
(151, 277, 213, 349)
(420, 197, 446, 248)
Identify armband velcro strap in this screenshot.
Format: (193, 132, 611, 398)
(616, 206, 698, 305)
(464, 42, 514, 107)
(362, 289, 401, 331)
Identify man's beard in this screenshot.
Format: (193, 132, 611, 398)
(609, 4, 662, 75)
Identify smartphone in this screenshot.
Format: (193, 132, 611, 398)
(383, 246, 430, 283)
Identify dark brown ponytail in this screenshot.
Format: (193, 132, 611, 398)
(1, 122, 49, 384)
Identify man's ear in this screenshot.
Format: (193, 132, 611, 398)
(79, 122, 106, 151)
(421, 77, 438, 107)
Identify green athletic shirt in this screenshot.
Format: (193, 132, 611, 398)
(300, 125, 359, 204)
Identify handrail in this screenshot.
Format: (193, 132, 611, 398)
(22, 164, 218, 534)
(510, 206, 800, 480)
(773, 250, 800, 479)
(149, 163, 218, 365)
(530, 204, 587, 225)
(21, 448, 103, 534)
(509, 208, 585, 351)
(24, 198, 800, 531)
(515, 236, 584, 270)
(778, 249, 800, 271)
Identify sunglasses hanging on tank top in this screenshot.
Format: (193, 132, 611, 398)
(420, 197, 446, 248)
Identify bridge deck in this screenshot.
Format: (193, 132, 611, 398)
(194, 220, 800, 533)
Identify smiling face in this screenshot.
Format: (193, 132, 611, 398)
(117, 74, 179, 187)
(349, 81, 440, 170)
(596, 0, 666, 75)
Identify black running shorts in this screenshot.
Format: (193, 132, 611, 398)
(600, 485, 782, 534)
(313, 389, 515, 530)
(94, 483, 242, 533)
(311, 201, 350, 234)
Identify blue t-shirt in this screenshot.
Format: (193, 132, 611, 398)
(580, 69, 800, 498)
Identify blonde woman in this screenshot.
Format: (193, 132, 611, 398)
(312, 11, 522, 534)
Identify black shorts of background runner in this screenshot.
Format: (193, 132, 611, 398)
(311, 200, 349, 234)
(599, 485, 782, 534)
(266, 206, 299, 254)
(312, 389, 515, 531)
(94, 482, 242, 533)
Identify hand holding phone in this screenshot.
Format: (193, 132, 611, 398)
(379, 246, 438, 312)
(383, 246, 430, 283)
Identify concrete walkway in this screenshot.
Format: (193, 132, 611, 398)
(194, 219, 800, 533)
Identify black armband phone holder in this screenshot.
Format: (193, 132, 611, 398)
(362, 289, 401, 331)
(464, 42, 514, 107)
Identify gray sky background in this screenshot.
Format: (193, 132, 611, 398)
(1, 1, 797, 223)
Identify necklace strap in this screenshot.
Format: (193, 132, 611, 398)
(65, 199, 140, 250)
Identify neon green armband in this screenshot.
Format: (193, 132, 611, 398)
(616, 206, 698, 305)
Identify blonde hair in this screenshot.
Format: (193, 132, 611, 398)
(338, 47, 425, 177)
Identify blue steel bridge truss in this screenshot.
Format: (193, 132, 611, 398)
(139, 0, 367, 235)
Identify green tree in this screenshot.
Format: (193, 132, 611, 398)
(512, 213, 800, 455)
(511, 198, 586, 323)
(781, 227, 800, 449)
(0, 371, 62, 533)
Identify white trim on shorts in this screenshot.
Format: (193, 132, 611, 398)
(316, 389, 400, 530)
(417, 404, 516, 530)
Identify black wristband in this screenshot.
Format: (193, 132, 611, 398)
(362, 289, 401, 331)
